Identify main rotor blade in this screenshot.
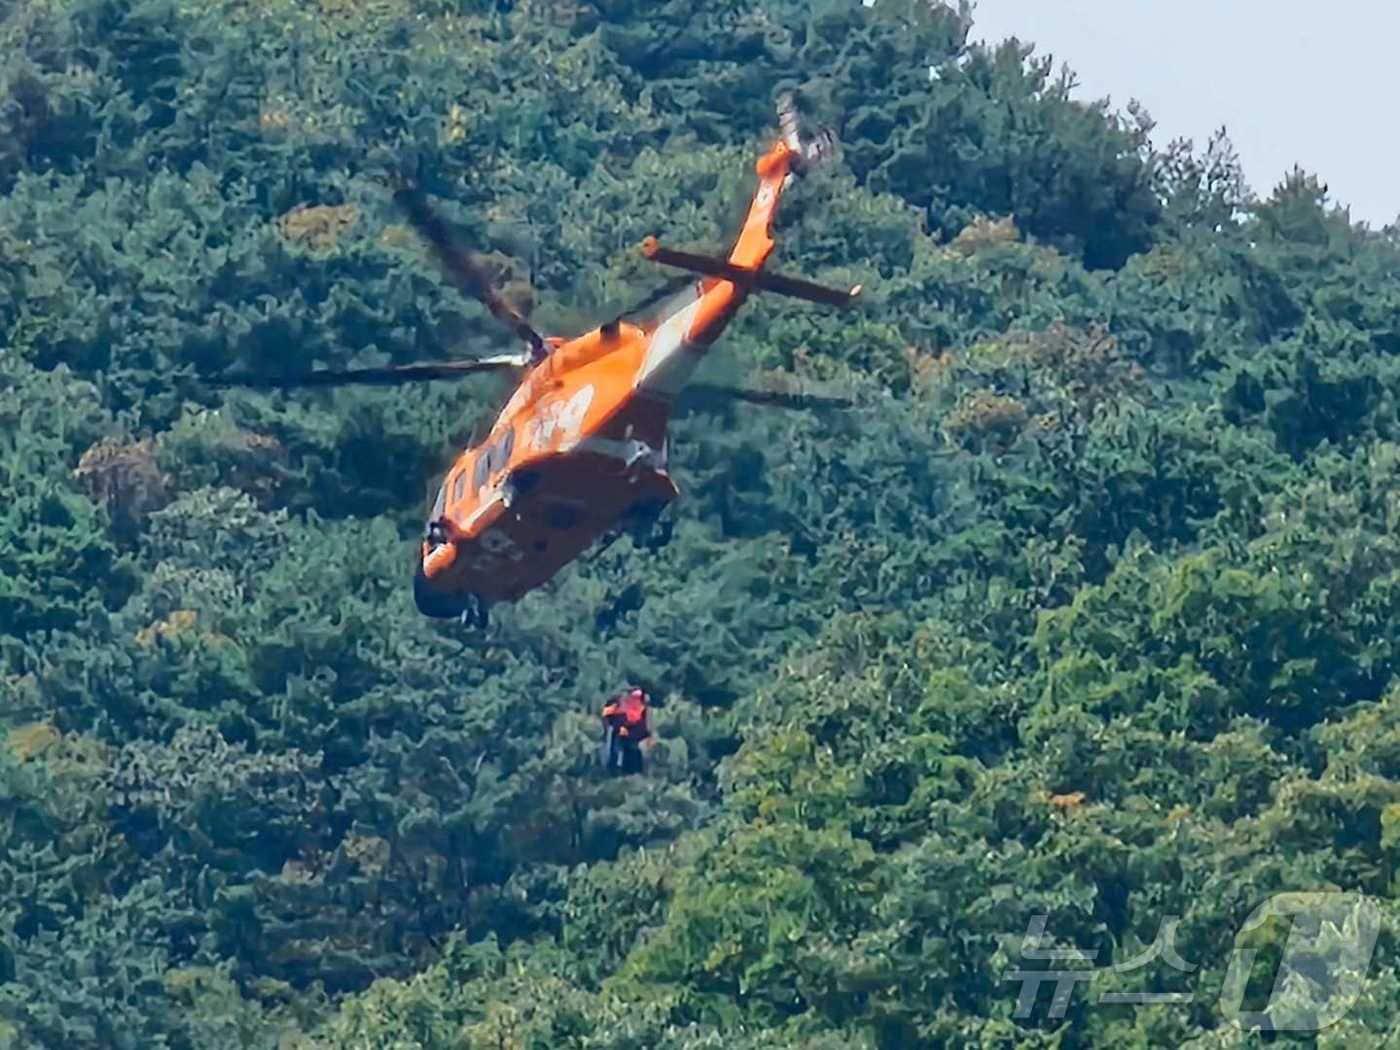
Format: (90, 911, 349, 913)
(681, 382, 853, 412)
(208, 354, 529, 390)
(392, 185, 548, 359)
(621, 274, 697, 319)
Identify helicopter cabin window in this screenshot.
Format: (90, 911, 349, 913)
(452, 469, 466, 504)
(473, 428, 516, 489)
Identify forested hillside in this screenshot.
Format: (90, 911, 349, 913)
(4, 0, 1400, 1046)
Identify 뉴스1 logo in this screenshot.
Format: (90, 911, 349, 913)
(1004, 892, 1382, 1033)
(1219, 892, 1381, 1033)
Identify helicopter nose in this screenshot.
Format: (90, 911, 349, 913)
(422, 540, 457, 579)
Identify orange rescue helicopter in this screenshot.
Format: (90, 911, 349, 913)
(216, 96, 862, 626)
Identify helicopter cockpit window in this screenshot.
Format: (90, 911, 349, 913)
(452, 470, 466, 503)
(473, 450, 490, 489)
(431, 479, 447, 520)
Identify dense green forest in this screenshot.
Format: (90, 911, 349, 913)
(4, 0, 1400, 1045)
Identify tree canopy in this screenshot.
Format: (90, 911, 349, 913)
(3, 0, 1400, 1046)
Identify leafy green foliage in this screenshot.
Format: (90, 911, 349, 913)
(4, 0, 1400, 1046)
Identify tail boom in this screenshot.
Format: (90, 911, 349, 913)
(633, 99, 855, 402)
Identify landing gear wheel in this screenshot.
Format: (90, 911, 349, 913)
(459, 594, 490, 630)
(642, 516, 673, 551)
(627, 501, 673, 552)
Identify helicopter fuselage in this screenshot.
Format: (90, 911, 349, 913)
(413, 136, 827, 616)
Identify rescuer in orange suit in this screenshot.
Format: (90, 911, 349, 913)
(601, 687, 651, 775)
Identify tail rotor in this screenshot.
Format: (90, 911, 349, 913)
(777, 92, 838, 174)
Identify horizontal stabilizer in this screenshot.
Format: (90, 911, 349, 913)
(640, 237, 862, 309)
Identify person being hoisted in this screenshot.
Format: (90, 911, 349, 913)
(600, 687, 651, 775)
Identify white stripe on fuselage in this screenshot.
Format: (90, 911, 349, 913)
(456, 489, 503, 534)
(636, 295, 705, 398)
